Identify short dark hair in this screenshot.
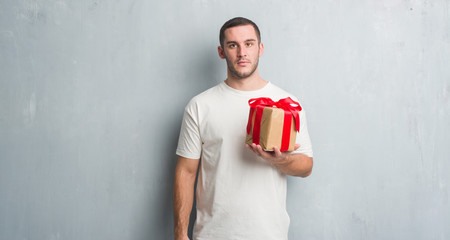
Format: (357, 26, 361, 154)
(219, 17, 261, 48)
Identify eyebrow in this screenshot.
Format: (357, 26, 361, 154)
(226, 39, 257, 45)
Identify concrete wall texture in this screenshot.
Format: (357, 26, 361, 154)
(1, 0, 449, 239)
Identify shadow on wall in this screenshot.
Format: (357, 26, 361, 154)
(150, 44, 223, 239)
(185, 41, 225, 92)
(134, 118, 182, 239)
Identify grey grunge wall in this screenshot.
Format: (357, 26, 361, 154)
(1, 0, 449, 239)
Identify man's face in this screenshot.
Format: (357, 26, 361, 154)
(219, 25, 264, 79)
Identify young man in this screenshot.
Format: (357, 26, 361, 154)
(173, 17, 313, 240)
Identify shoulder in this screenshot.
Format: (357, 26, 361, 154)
(266, 83, 309, 116)
(184, 83, 223, 112)
(266, 82, 300, 102)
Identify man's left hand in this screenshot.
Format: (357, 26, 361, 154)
(246, 143, 300, 166)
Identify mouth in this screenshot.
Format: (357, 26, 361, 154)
(237, 60, 250, 66)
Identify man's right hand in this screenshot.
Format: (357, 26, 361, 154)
(174, 234, 190, 240)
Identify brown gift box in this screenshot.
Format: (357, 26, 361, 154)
(246, 107, 297, 151)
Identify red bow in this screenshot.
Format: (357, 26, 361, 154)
(246, 97, 302, 151)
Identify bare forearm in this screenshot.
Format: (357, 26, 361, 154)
(173, 175, 195, 237)
(273, 153, 313, 177)
(173, 159, 198, 240)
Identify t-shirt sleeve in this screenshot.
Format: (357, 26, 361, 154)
(176, 101, 202, 159)
(293, 109, 313, 157)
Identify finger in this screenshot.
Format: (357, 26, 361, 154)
(257, 145, 272, 157)
(246, 144, 253, 152)
(250, 143, 263, 156)
(294, 144, 301, 150)
(256, 144, 264, 153)
(247, 144, 258, 154)
(273, 146, 283, 158)
(251, 143, 259, 151)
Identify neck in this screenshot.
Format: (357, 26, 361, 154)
(224, 71, 267, 91)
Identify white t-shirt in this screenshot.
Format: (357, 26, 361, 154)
(176, 81, 313, 240)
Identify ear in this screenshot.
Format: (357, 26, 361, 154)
(259, 42, 264, 57)
(218, 46, 226, 59)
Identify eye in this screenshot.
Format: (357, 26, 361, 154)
(246, 42, 253, 47)
(228, 44, 237, 48)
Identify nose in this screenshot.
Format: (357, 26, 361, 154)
(237, 45, 247, 57)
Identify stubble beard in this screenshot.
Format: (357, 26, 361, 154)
(225, 55, 259, 79)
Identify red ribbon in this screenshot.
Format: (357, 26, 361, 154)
(246, 97, 302, 151)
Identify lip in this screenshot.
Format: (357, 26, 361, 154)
(237, 60, 250, 66)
